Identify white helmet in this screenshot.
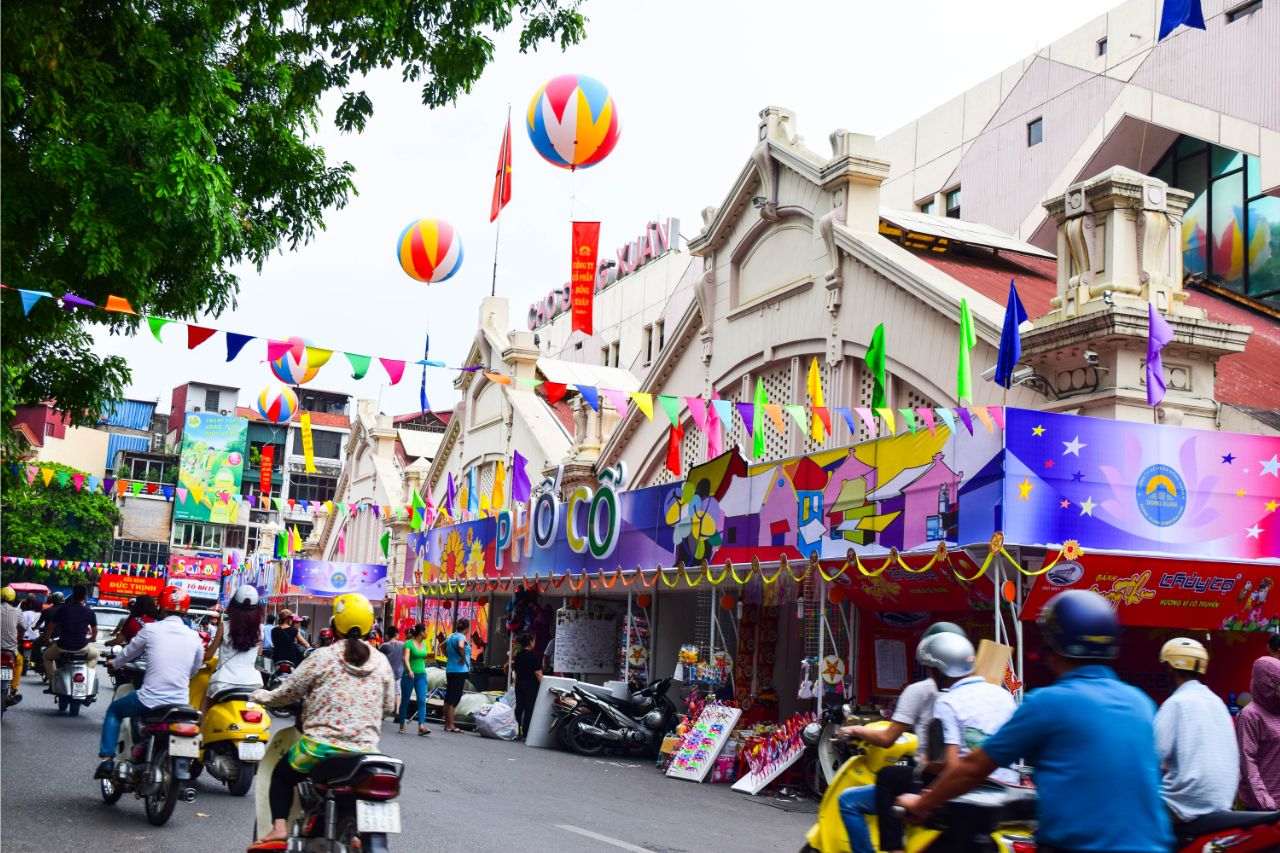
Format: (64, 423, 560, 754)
(231, 584, 260, 608)
(917, 632, 976, 678)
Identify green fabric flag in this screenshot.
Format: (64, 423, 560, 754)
(345, 352, 372, 380)
(146, 316, 172, 342)
(898, 407, 917, 434)
(130, 480, 144, 495)
(379, 530, 390, 558)
(752, 378, 768, 459)
(865, 323, 887, 409)
(957, 298, 976, 404)
(515, 377, 542, 390)
(783, 405, 808, 431)
(273, 497, 284, 512)
(275, 531, 286, 559)
(657, 395, 680, 427)
(55, 470, 71, 487)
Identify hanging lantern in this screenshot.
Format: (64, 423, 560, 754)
(636, 593, 651, 609)
(828, 585, 846, 605)
(719, 593, 735, 611)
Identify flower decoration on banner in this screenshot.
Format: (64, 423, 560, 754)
(396, 218, 463, 283)
(256, 384, 298, 424)
(269, 336, 322, 385)
(526, 74, 620, 170)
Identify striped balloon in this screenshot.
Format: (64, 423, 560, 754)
(527, 74, 620, 170)
(397, 219, 463, 283)
(256, 384, 297, 424)
(269, 335, 320, 385)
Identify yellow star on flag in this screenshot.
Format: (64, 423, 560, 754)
(1237, 489, 1246, 497)
(1266, 500, 1278, 513)
(1032, 425, 1045, 437)
(1017, 476, 1033, 500)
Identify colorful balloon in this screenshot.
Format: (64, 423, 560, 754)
(256, 384, 297, 424)
(396, 219, 463, 283)
(526, 74, 620, 170)
(269, 336, 322, 385)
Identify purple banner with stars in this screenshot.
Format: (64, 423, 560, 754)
(1003, 408, 1280, 563)
(288, 560, 388, 600)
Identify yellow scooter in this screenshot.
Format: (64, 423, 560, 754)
(803, 720, 1036, 853)
(189, 659, 271, 796)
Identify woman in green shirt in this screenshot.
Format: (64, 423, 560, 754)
(397, 624, 431, 736)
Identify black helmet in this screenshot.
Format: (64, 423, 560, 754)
(1038, 590, 1119, 660)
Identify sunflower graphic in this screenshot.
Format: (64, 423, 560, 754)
(442, 530, 466, 579)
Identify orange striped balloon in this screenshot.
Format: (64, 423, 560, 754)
(396, 219, 463, 283)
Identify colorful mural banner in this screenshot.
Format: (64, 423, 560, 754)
(1021, 553, 1279, 632)
(288, 560, 388, 600)
(1002, 408, 1280, 562)
(174, 412, 248, 523)
(420, 423, 1004, 583)
(390, 595, 489, 662)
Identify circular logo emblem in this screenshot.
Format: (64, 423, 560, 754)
(1046, 560, 1084, 587)
(187, 414, 201, 428)
(1136, 464, 1187, 527)
(330, 572, 348, 589)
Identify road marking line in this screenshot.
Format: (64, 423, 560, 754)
(556, 824, 653, 852)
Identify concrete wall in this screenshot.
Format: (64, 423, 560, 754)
(36, 425, 110, 475)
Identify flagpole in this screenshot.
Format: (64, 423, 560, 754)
(490, 104, 510, 299)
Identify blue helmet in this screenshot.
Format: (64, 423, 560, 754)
(1038, 589, 1119, 660)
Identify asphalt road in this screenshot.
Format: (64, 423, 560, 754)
(1, 671, 812, 853)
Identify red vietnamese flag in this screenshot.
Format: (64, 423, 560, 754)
(259, 444, 274, 497)
(489, 115, 512, 222)
(570, 221, 600, 335)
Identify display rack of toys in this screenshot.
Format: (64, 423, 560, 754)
(504, 587, 541, 633)
(619, 608, 651, 686)
(731, 711, 817, 795)
(665, 700, 743, 783)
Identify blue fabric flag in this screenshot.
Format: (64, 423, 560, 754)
(420, 335, 430, 413)
(511, 450, 532, 504)
(225, 332, 254, 361)
(467, 467, 479, 516)
(575, 384, 599, 411)
(1159, 0, 1205, 40)
(18, 289, 52, 315)
(993, 279, 1028, 389)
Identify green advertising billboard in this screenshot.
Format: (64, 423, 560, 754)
(174, 412, 248, 523)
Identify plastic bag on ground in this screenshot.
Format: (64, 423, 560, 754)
(475, 701, 518, 740)
(501, 688, 516, 708)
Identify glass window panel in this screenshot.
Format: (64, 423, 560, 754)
(1211, 145, 1244, 176)
(1174, 151, 1208, 198)
(1246, 156, 1261, 197)
(1152, 154, 1174, 187)
(1245, 195, 1280, 303)
(1176, 136, 1207, 158)
(1182, 193, 1209, 278)
(1210, 171, 1246, 290)
(1027, 118, 1043, 147)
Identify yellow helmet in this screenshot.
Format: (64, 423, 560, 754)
(332, 593, 374, 638)
(1, 586, 14, 603)
(1160, 637, 1209, 674)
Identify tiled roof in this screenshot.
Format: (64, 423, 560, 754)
(11, 422, 41, 448)
(392, 410, 452, 425)
(912, 248, 1280, 411)
(235, 407, 351, 429)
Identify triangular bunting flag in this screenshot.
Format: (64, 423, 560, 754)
(41, 468, 55, 487)
(836, 407, 857, 437)
(989, 406, 1005, 430)
(935, 407, 957, 434)
(71, 473, 85, 491)
(267, 340, 292, 362)
(55, 470, 70, 487)
(345, 352, 371, 380)
(380, 359, 406, 385)
(629, 392, 654, 421)
(916, 408, 936, 435)
(87, 475, 101, 493)
(131, 481, 145, 495)
(176, 487, 188, 504)
(305, 347, 333, 370)
(576, 385, 600, 411)
(736, 403, 755, 441)
(226, 332, 254, 361)
(710, 399, 734, 430)
(147, 316, 172, 341)
(187, 325, 217, 349)
(957, 408, 975, 434)
(875, 408, 897, 435)
(515, 377, 542, 391)
(783, 405, 807, 431)
(103, 295, 137, 314)
(103, 477, 116, 494)
(813, 406, 831, 436)
(897, 408, 917, 434)
(971, 406, 995, 432)
(657, 395, 680, 427)
(685, 397, 708, 432)
(602, 387, 631, 417)
(25, 466, 37, 485)
(161, 485, 174, 501)
(543, 382, 568, 405)
(764, 404, 786, 436)
(483, 372, 512, 385)
(380, 530, 391, 558)
(18, 289, 52, 315)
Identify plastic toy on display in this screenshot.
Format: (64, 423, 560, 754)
(526, 74, 620, 170)
(396, 218, 463, 283)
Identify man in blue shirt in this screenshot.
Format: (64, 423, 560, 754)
(898, 590, 1173, 853)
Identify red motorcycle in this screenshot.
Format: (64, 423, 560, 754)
(1171, 809, 1280, 853)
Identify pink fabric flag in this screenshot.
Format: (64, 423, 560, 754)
(601, 387, 631, 417)
(25, 466, 37, 485)
(338, 527, 346, 555)
(989, 406, 1006, 430)
(854, 407, 878, 438)
(685, 397, 708, 432)
(915, 408, 936, 435)
(706, 392, 722, 458)
(380, 359, 406, 385)
(176, 487, 188, 504)
(348, 502, 358, 515)
(71, 473, 85, 491)
(266, 340, 292, 362)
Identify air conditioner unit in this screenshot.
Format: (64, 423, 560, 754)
(193, 406, 202, 412)
(220, 409, 231, 416)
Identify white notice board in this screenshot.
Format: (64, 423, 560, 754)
(553, 608, 618, 674)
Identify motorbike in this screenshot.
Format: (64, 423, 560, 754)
(1168, 810, 1280, 853)
(547, 685, 583, 750)
(49, 647, 100, 715)
(1, 648, 18, 711)
(803, 720, 1037, 853)
(249, 690, 404, 852)
(800, 703, 865, 798)
(563, 678, 677, 758)
(188, 659, 271, 796)
(100, 657, 203, 826)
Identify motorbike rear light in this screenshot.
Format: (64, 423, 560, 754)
(0, 651, 14, 665)
(354, 773, 401, 801)
(73, 673, 86, 683)
(239, 709, 264, 724)
(168, 723, 200, 736)
(1010, 841, 1037, 853)
(144, 723, 170, 734)
(302, 816, 319, 835)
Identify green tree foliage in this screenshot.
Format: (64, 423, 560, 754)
(0, 0, 586, 453)
(1, 462, 120, 565)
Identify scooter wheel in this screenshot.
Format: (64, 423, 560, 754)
(101, 777, 124, 805)
(69, 699, 82, 717)
(226, 759, 253, 797)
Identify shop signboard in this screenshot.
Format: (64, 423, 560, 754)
(168, 554, 224, 601)
(288, 560, 387, 601)
(1003, 408, 1280, 563)
(98, 573, 165, 600)
(174, 412, 248, 523)
(1022, 553, 1279, 632)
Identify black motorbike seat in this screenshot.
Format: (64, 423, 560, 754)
(1176, 810, 1280, 841)
(208, 686, 256, 705)
(309, 753, 403, 786)
(58, 650, 91, 662)
(140, 703, 200, 723)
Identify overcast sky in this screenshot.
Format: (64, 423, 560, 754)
(94, 0, 1120, 418)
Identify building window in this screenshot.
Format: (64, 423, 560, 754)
(600, 346, 610, 366)
(225, 526, 246, 550)
(919, 198, 936, 215)
(1227, 0, 1263, 22)
(171, 522, 225, 550)
(945, 188, 961, 219)
(610, 341, 620, 368)
(128, 457, 173, 483)
(1150, 135, 1279, 310)
(293, 429, 341, 460)
(643, 325, 654, 364)
(1027, 117, 1043, 147)
(289, 473, 338, 504)
(656, 319, 666, 351)
(203, 389, 223, 412)
(1096, 37, 1107, 56)
(110, 538, 170, 565)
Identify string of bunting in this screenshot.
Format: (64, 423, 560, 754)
(415, 537, 1082, 595)
(1, 555, 167, 576)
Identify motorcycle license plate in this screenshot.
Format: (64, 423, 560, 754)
(72, 681, 89, 698)
(237, 741, 267, 761)
(356, 801, 401, 834)
(0, 668, 11, 682)
(169, 736, 200, 758)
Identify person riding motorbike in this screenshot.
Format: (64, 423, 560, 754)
(41, 584, 98, 687)
(105, 595, 160, 647)
(836, 621, 967, 853)
(1154, 638, 1239, 823)
(249, 593, 396, 847)
(898, 589, 1174, 853)
(95, 585, 205, 779)
(1, 586, 24, 707)
(200, 585, 265, 715)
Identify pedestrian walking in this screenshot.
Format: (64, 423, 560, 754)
(443, 618, 471, 733)
(506, 632, 543, 739)
(1237, 655, 1280, 811)
(397, 624, 431, 736)
(381, 626, 405, 710)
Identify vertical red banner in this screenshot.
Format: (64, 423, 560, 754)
(570, 221, 600, 335)
(259, 445, 274, 497)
